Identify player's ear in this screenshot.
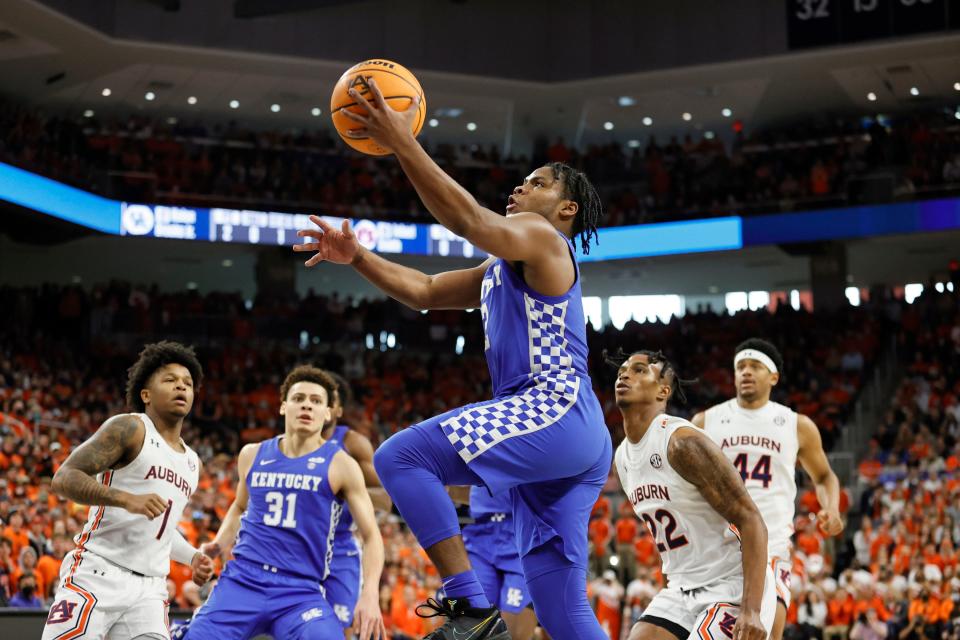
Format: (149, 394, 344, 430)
(657, 383, 671, 403)
(279, 401, 286, 416)
(770, 372, 780, 387)
(558, 198, 578, 223)
(140, 389, 150, 407)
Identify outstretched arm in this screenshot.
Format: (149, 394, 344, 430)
(668, 427, 768, 640)
(340, 79, 569, 264)
(205, 443, 258, 554)
(52, 414, 167, 519)
(295, 217, 490, 311)
(797, 415, 844, 536)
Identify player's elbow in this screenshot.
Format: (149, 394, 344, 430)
(51, 467, 69, 498)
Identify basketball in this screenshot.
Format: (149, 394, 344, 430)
(330, 58, 426, 156)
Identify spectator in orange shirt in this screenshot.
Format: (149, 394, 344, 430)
(36, 534, 71, 600)
(2, 511, 30, 560)
(825, 589, 855, 640)
(633, 527, 657, 568)
(615, 513, 637, 584)
(589, 516, 612, 576)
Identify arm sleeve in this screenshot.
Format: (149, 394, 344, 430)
(171, 531, 199, 565)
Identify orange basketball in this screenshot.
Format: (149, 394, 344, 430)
(330, 59, 426, 156)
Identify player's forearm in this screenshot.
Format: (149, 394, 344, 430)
(351, 247, 433, 310)
(359, 532, 385, 596)
(814, 470, 841, 512)
(734, 513, 768, 614)
(51, 467, 129, 507)
(392, 138, 486, 238)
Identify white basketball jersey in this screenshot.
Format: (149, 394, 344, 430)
(75, 413, 200, 576)
(703, 399, 799, 558)
(615, 414, 742, 590)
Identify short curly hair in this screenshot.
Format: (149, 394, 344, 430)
(125, 341, 204, 412)
(279, 365, 338, 405)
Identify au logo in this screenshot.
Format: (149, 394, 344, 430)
(650, 454, 663, 469)
(349, 75, 372, 96)
(774, 415, 786, 426)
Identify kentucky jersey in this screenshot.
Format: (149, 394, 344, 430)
(479, 235, 590, 397)
(233, 436, 344, 580)
(615, 415, 742, 590)
(79, 413, 199, 577)
(703, 399, 799, 557)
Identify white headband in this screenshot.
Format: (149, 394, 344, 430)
(734, 349, 778, 374)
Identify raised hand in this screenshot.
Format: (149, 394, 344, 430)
(339, 77, 421, 154)
(294, 216, 362, 267)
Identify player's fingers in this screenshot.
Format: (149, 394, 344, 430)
(292, 242, 320, 252)
(346, 88, 376, 114)
(343, 127, 369, 138)
(304, 253, 324, 268)
(340, 218, 353, 236)
(407, 92, 422, 112)
(340, 102, 374, 124)
(366, 78, 388, 109)
(296, 229, 326, 241)
(378, 617, 386, 640)
(307, 215, 336, 233)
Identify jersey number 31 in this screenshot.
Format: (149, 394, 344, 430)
(263, 492, 298, 528)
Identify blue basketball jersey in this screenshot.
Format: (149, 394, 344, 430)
(326, 425, 358, 552)
(480, 234, 591, 397)
(232, 436, 344, 580)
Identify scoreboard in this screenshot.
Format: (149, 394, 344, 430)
(119, 203, 486, 259)
(787, 0, 960, 49)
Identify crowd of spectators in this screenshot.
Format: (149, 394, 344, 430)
(2, 279, 949, 639)
(1, 98, 958, 229)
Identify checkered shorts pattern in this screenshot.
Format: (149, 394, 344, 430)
(442, 293, 579, 462)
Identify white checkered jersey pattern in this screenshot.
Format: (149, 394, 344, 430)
(442, 293, 580, 462)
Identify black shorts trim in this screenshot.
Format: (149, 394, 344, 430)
(777, 596, 787, 607)
(639, 615, 691, 640)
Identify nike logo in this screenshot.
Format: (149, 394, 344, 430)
(259, 459, 276, 466)
(451, 613, 498, 640)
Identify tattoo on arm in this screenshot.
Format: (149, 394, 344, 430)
(668, 429, 761, 527)
(51, 414, 142, 507)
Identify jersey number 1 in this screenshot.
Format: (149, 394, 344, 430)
(733, 453, 773, 488)
(264, 492, 298, 528)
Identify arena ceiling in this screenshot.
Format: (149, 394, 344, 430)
(0, 0, 958, 151)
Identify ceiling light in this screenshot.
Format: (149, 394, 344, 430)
(310, 107, 321, 116)
(466, 122, 477, 131)
(229, 100, 239, 109)
(955, 110, 960, 121)
(682, 112, 692, 121)
(101, 88, 111, 97)
(867, 92, 877, 102)
(617, 96, 636, 107)
(909, 87, 919, 96)
(145, 91, 156, 101)
(603, 121, 614, 131)
(187, 96, 198, 105)
(627, 139, 641, 148)
(704, 131, 716, 139)
(167, 117, 177, 124)
(270, 103, 281, 113)
(83, 109, 94, 118)
(428, 118, 439, 127)
(222, 259, 233, 267)
(721, 108, 732, 117)
(954, 82, 960, 91)
(642, 116, 653, 126)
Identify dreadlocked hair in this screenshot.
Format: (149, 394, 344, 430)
(603, 347, 698, 405)
(546, 161, 604, 255)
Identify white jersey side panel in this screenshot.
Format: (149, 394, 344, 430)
(76, 413, 199, 576)
(615, 414, 742, 590)
(703, 398, 799, 558)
